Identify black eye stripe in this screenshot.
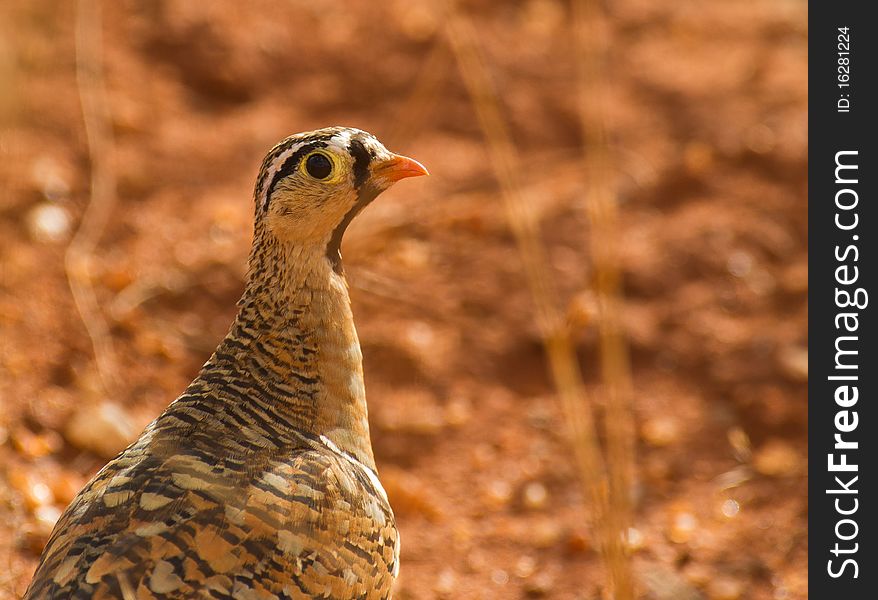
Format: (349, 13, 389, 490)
(263, 141, 327, 211)
(348, 139, 372, 189)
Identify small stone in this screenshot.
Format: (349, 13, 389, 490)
(514, 555, 537, 579)
(64, 402, 138, 458)
(7, 469, 55, 510)
(780, 261, 808, 293)
(708, 576, 745, 600)
(524, 572, 555, 597)
(683, 142, 715, 174)
(444, 396, 472, 427)
(625, 527, 645, 551)
(50, 472, 85, 505)
(668, 511, 698, 544)
(720, 499, 740, 519)
(565, 526, 591, 554)
(392, 238, 432, 271)
(11, 428, 63, 458)
(435, 568, 456, 596)
(30, 156, 71, 201)
(491, 569, 509, 585)
(641, 416, 681, 447)
(778, 346, 808, 382)
(753, 439, 802, 477)
(727, 251, 753, 278)
(379, 467, 443, 520)
(745, 123, 776, 154)
(34, 504, 62, 531)
(28, 203, 71, 243)
(531, 518, 562, 548)
(484, 480, 512, 508)
(396, 3, 438, 41)
(22, 522, 54, 555)
(522, 481, 548, 510)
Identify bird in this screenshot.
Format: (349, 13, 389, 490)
(24, 127, 429, 600)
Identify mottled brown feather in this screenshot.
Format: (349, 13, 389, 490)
(25, 128, 415, 600)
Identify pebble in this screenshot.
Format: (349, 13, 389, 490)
(379, 467, 443, 520)
(514, 555, 537, 579)
(30, 155, 71, 201)
(444, 397, 472, 427)
(641, 416, 681, 447)
(720, 498, 740, 519)
(531, 518, 562, 548)
(490, 569, 509, 585)
(565, 526, 591, 554)
(435, 568, 456, 596)
(753, 439, 802, 477)
(50, 472, 85, 505)
(707, 576, 745, 600)
(625, 527, 645, 551)
(484, 480, 513, 508)
(392, 238, 432, 271)
(34, 504, 62, 531)
(7, 469, 55, 511)
(10, 428, 63, 459)
(524, 572, 555, 597)
(27, 203, 71, 243)
(64, 401, 138, 458)
(667, 511, 698, 544)
(521, 481, 548, 510)
(777, 346, 808, 382)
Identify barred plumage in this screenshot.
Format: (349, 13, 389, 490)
(25, 127, 428, 599)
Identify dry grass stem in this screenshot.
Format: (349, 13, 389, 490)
(445, 4, 620, 592)
(573, 0, 637, 597)
(388, 37, 450, 148)
(67, 0, 120, 395)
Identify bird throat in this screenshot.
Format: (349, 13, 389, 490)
(326, 182, 382, 274)
(194, 231, 379, 470)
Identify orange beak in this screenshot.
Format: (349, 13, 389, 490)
(372, 153, 429, 184)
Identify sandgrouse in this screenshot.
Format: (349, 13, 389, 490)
(25, 127, 428, 599)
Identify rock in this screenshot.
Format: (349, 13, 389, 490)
(531, 518, 562, 548)
(33, 505, 62, 533)
(10, 428, 63, 458)
(642, 416, 682, 447)
(490, 569, 509, 585)
(565, 526, 591, 554)
(7, 469, 54, 511)
(514, 555, 536, 579)
(626, 527, 646, 551)
(27, 203, 71, 243)
(667, 511, 698, 544)
(707, 576, 745, 600)
(50, 472, 85, 506)
(524, 572, 555, 597)
(64, 402, 138, 458)
(521, 481, 549, 510)
(484, 479, 513, 508)
(434, 568, 456, 597)
(777, 346, 808, 382)
(379, 467, 443, 520)
(753, 439, 802, 477)
(720, 498, 740, 519)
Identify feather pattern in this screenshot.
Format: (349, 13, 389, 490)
(23, 127, 421, 600)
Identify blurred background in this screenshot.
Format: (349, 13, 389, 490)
(0, 1, 807, 598)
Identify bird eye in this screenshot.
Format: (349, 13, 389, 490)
(305, 153, 333, 180)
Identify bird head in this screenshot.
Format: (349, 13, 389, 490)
(253, 127, 428, 270)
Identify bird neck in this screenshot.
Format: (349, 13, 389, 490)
(207, 227, 376, 470)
